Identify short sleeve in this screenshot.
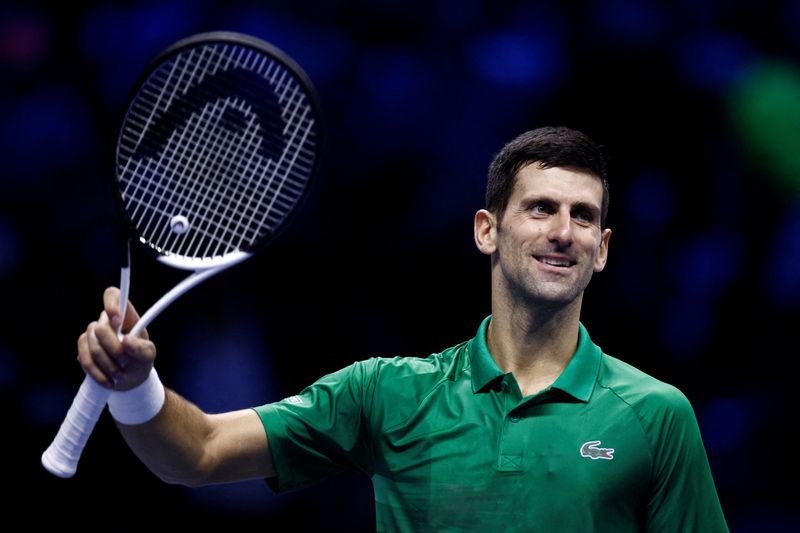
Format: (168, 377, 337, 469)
(645, 388, 729, 532)
(252, 360, 378, 493)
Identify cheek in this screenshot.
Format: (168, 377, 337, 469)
(497, 219, 548, 253)
(509, 219, 545, 240)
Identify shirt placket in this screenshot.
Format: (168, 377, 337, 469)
(497, 374, 524, 473)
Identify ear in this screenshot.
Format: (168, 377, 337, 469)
(474, 209, 498, 256)
(593, 228, 612, 272)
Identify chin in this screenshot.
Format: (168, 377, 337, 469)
(525, 281, 586, 308)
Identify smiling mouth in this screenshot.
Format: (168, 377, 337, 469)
(534, 256, 576, 268)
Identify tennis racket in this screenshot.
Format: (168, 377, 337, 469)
(41, 31, 322, 478)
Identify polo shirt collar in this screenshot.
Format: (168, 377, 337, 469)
(469, 315, 602, 402)
(469, 315, 504, 393)
(551, 322, 602, 402)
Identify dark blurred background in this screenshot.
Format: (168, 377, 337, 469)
(3, 0, 799, 530)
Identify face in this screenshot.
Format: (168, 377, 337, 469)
(475, 163, 612, 309)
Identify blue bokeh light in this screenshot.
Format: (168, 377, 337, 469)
(468, 29, 566, 90)
(177, 316, 277, 413)
(674, 32, 754, 91)
(673, 230, 740, 297)
(700, 396, 751, 452)
(590, 0, 668, 45)
(766, 201, 800, 308)
(624, 169, 676, 232)
(2, 87, 93, 182)
(78, 1, 203, 106)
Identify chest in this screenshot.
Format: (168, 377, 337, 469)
(373, 380, 652, 523)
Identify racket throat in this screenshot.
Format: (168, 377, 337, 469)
(118, 242, 132, 340)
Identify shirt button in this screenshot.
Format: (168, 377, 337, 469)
(509, 416, 520, 423)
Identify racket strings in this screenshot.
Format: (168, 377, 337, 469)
(122, 45, 313, 240)
(130, 103, 224, 245)
(173, 99, 266, 257)
(117, 41, 317, 262)
(121, 44, 315, 181)
(149, 101, 246, 252)
(129, 101, 269, 253)
(120, 46, 222, 226)
(127, 94, 309, 253)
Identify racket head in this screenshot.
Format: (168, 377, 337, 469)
(114, 31, 323, 270)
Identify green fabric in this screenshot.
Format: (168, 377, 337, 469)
(254, 316, 728, 532)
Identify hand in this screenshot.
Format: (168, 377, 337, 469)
(77, 287, 157, 391)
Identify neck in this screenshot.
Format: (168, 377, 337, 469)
(487, 295, 582, 396)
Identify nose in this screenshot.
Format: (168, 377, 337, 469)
(547, 209, 573, 247)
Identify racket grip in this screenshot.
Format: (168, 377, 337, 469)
(41, 375, 112, 478)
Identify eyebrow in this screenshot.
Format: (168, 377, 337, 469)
(524, 196, 601, 220)
(569, 201, 601, 216)
(525, 195, 600, 210)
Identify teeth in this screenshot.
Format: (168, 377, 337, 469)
(540, 257, 571, 267)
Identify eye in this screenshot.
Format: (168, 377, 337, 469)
(572, 209, 596, 225)
(530, 202, 552, 215)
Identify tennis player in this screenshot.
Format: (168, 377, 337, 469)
(79, 126, 729, 531)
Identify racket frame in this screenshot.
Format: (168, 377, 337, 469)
(114, 30, 323, 265)
(41, 30, 322, 478)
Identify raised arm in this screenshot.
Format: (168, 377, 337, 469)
(78, 287, 275, 486)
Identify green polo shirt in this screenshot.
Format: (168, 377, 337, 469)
(254, 316, 728, 532)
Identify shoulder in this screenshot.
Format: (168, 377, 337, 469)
(339, 339, 470, 428)
(350, 338, 468, 388)
(597, 354, 695, 420)
(596, 354, 706, 464)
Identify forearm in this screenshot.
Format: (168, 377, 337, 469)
(117, 388, 215, 486)
(116, 387, 275, 486)
(79, 289, 273, 485)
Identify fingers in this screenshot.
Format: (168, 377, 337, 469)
(77, 306, 158, 390)
(103, 286, 121, 321)
(77, 312, 122, 388)
(103, 286, 148, 340)
(114, 333, 158, 391)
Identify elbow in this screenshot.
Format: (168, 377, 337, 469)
(150, 457, 215, 487)
(173, 476, 208, 489)
(155, 470, 210, 488)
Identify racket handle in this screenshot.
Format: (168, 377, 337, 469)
(41, 375, 112, 478)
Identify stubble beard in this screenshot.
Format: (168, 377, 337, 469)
(500, 254, 594, 313)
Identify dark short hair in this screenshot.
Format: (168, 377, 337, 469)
(486, 126, 610, 227)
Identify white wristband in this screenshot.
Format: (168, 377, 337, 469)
(108, 368, 166, 425)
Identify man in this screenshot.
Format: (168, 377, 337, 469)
(79, 126, 728, 531)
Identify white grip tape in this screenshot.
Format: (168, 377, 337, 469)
(108, 368, 165, 425)
(41, 375, 112, 478)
